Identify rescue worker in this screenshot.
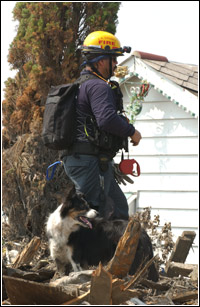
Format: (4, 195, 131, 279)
(62, 31, 142, 220)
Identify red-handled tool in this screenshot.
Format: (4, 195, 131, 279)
(119, 159, 141, 177)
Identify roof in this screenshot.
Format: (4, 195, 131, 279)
(133, 51, 169, 62)
(115, 51, 199, 118)
(133, 51, 198, 94)
(123, 51, 198, 95)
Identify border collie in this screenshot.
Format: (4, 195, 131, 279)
(46, 188, 158, 282)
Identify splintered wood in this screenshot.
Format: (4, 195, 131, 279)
(89, 263, 112, 305)
(168, 231, 196, 264)
(89, 263, 142, 305)
(3, 275, 78, 305)
(165, 231, 196, 277)
(111, 279, 142, 305)
(107, 218, 141, 278)
(60, 263, 143, 306)
(12, 236, 41, 268)
(3, 222, 198, 305)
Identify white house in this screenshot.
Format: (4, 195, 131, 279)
(114, 51, 198, 264)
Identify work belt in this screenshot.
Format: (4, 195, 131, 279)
(61, 141, 114, 161)
(62, 142, 99, 156)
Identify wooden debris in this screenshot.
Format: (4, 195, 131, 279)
(128, 297, 147, 305)
(3, 260, 198, 306)
(2, 209, 198, 306)
(171, 290, 198, 304)
(89, 263, 112, 305)
(123, 255, 158, 291)
(32, 259, 49, 271)
(112, 288, 142, 305)
(167, 231, 196, 264)
(107, 218, 141, 278)
(140, 277, 171, 291)
(146, 295, 174, 305)
(2, 299, 11, 305)
(3, 265, 54, 282)
(12, 236, 41, 268)
(3, 275, 79, 305)
(62, 264, 144, 306)
(189, 265, 198, 281)
(111, 278, 142, 305)
(61, 290, 90, 305)
(165, 262, 198, 278)
(165, 231, 196, 277)
(50, 270, 93, 287)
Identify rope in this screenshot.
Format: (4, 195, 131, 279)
(46, 161, 62, 181)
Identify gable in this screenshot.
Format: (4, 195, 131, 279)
(116, 54, 198, 118)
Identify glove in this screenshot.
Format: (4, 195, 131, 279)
(113, 163, 134, 185)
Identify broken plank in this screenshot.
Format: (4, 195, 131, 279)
(89, 263, 112, 305)
(140, 278, 170, 291)
(111, 279, 142, 305)
(106, 218, 141, 278)
(167, 231, 196, 264)
(169, 237, 193, 263)
(182, 231, 196, 241)
(123, 255, 158, 291)
(3, 275, 78, 305)
(12, 236, 41, 268)
(165, 262, 198, 278)
(3, 265, 54, 282)
(171, 290, 198, 303)
(112, 288, 142, 305)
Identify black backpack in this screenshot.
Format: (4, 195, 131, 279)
(42, 74, 96, 150)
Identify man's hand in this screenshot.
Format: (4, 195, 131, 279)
(130, 129, 142, 146)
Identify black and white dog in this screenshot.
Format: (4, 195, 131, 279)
(46, 188, 158, 281)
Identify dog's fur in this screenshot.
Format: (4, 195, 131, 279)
(46, 188, 159, 281)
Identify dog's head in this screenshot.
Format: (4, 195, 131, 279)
(60, 187, 97, 229)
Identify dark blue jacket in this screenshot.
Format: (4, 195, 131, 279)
(76, 70, 135, 142)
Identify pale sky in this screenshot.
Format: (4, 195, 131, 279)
(1, 1, 199, 100)
(116, 1, 199, 65)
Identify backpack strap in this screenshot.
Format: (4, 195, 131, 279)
(74, 72, 99, 85)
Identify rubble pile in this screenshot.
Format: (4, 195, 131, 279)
(2, 212, 198, 305)
(133, 207, 175, 267)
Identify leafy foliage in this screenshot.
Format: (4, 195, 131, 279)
(3, 2, 120, 145)
(2, 2, 120, 237)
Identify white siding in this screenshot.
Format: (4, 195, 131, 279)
(116, 84, 199, 264)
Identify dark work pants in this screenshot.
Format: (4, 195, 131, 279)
(63, 154, 129, 220)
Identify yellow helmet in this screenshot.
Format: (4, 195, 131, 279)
(81, 31, 131, 56)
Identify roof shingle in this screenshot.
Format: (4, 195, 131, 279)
(142, 59, 198, 93)
(131, 51, 198, 93)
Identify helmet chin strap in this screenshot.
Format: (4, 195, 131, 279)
(90, 64, 106, 79)
(83, 55, 113, 80)
(109, 57, 113, 80)
(92, 57, 113, 80)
